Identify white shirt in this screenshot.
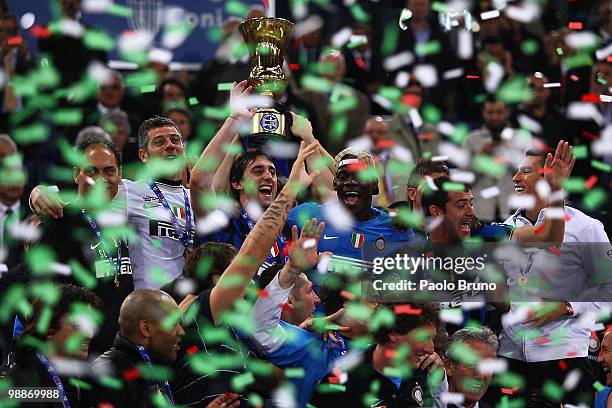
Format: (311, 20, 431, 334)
(0, 201, 20, 246)
(115, 179, 194, 289)
(500, 205, 612, 361)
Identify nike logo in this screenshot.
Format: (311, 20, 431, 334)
(143, 202, 161, 209)
(323, 235, 339, 240)
(91, 242, 102, 250)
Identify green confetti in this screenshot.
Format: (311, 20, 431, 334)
(562, 52, 593, 69)
(329, 115, 348, 141)
(12, 122, 50, 144)
(65, 333, 87, 354)
(450, 123, 469, 145)
(449, 342, 479, 365)
(521, 39, 539, 56)
(493, 372, 526, 390)
(29, 282, 61, 305)
(147, 267, 173, 287)
(285, 368, 305, 378)
(582, 188, 607, 210)
(108, 4, 132, 17)
(347, 36, 368, 49)
(301, 74, 332, 93)
(161, 309, 182, 330)
(246, 360, 274, 377)
(69, 260, 98, 289)
(442, 181, 466, 191)
(422, 104, 442, 124)
(542, 380, 563, 401)
(562, 177, 586, 193)
(188, 97, 199, 106)
(52, 109, 83, 125)
(431, 2, 450, 13)
(207, 27, 224, 42)
(381, 24, 399, 56)
(368, 307, 395, 332)
(415, 40, 442, 57)
(350, 3, 370, 22)
(572, 145, 588, 159)
(217, 274, 247, 289)
(555, 47, 563, 56)
(99, 375, 123, 390)
(226, 0, 249, 15)
(231, 372, 255, 391)
(68, 378, 92, 391)
(83, 30, 115, 51)
(35, 306, 52, 335)
(138, 363, 173, 381)
(496, 75, 533, 104)
(140, 85, 157, 93)
(378, 86, 402, 102)
(26, 246, 56, 276)
(330, 95, 358, 114)
(125, 70, 159, 89)
(591, 160, 612, 172)
(594, 381, 605, 392)
(202, 106, 232, 120)
(218, 82, 233, 92)
(472, 155, 506, 178)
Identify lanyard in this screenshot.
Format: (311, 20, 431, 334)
(239, 207, 286, 263)
(148, 181, 192, 247)
(36, 353, 71, 408)
(81, 208, 122, 285)
(135, 345, 174, 405)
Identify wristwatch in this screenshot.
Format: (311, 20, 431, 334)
(564, 301, 574, 317)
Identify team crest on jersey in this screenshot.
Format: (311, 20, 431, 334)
(375, 236, 386, 251)
(270, 242, 280, 257)
(351, 232, 365, 248)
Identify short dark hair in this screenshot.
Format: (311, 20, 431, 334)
(229, 150, 275, 198)
(421, 176, 471, 216)
(525, 148, 547, 167)
(372, 302, 440, 345)
(407, 159, 449, 188)
(76, 136, 122, 167)
(183, 242, 238, 291)
(20, 284, 102, 341)
(159, 78, 189, 100)
(137, 115, 181, 150)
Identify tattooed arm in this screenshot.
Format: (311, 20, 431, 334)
(209, 142, 321, 323)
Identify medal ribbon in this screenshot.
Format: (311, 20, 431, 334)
(36, 353, 71, 408)
(148, 181, 192, 247)
(81, 208, 122, 278)
(135, 344, 174, 404)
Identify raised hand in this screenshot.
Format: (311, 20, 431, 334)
(299, 308, 350, 343)
(31, 185, 65, 219)
(544, 140, 576, 191)
(290, 112, 315, 143)
(288, 218, 325, 271)
(287, 141, 321, 192)
(229, 79, 256, 122)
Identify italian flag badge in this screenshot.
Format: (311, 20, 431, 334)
(351, 232, 365, 248)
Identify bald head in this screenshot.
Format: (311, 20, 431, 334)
(118, 289, 176, 338)
(0, 134, 17, 162)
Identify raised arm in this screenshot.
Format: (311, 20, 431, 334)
(190, 80, 254, 218)
(512, 140, 575, 244)
(290, 113, 336, 202)
(211, 135, 241, 195)
(209, 142, 321, 322)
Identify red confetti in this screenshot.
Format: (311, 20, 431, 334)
(7, 36, 22, 46)
(123, 368, 140, 381)
(332, 368, 343, 377)
(384, 349, 396, 359)
(97, 403, 114, 408)
(347, 162, 368, 173)
(289, 63, 300, 71)
(394, 305, 422, 315)
(608, 56, 612, 63)
(534, 337, 550, 344)
(558, 360, 568, 370)
(328, 376, 340, 384)
(340, 290, 355, 300)
(548, 246, 561, 256)
(566, 351, 577, 358)
(30, 25, 51, 39)
(501, 388, 516, 395)
(355, 57, 366, 70)
(262, 0, 269, 9)
(568, 21, 583, 30)
(564, 214, 572, 222)
(259, 289, 269, 298)
(534, 224, 545, 235)
(569, 74, 579, 81)
(418, 132, 435, 140)
(585, 175, 598, 189)
(581, 130, 599, 141)
(186, 345, 199, 355)
(401, 93, 421, 107)
(280, 303, 294, 313)
(375, 139, 396, 149)
(581, 93, 600, 103)
(466, 75, 480, 79)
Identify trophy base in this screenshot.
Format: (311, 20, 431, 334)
(251, 108, 287, 139)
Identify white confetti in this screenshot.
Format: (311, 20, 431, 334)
(231, 95, 273, 113)
(412, 64, 438, 88)
(263, 141, 299, 159)
(58, 19, 85, 38)
(517, 114, 542, 135)
(438, 142, 470, 168)
(82, 0, 113, 13)
(501, 304, 531, 326)
(74, 314, 97, 338)
(457, 29, 474, 60)
(383, 51, 415, 72)
(478, 358, 508, 374)
(174, 278, 196, 297)
(20, 12, 35, 30)
(564, 31, 599, 50)
(322, 201, 354, 231)
(449, 169, 475, 184)
(50, 262, 72, 276)
(441, 393, 465, 405)
(10, 222, 42, 242)
(484, 61, 504, 93)
(480, 186, 500, 199)
(292, 15, 323, 38)
(371, 94, 393, 110)
(302, 238, 316, 249)
(600, 95, 612, 103)
(535, 179, 551, 200)
(442, 67, 465, 79)
(244, 201, 264, 222)
(391, 145, 413, 162)
(480, 10, 500, 20)
(395, 71, 410, 88)
(504, 3, 541, 23)
(425, 216, 444, 232)
(437, 121, 455, 136)
(508, 194, 536, 210)
(440, 308, 463, 324)
(162, 26, 189, 49)
(196, 210, 230, 236)
(347, 136, 373, 152)
(562, 369, 581, 391)
(291, 1, 308, 20)
(316, 253, 332, 274)
(399, 8, 412, 30)
(334, 350, 365, 373)
(272, 384, 297, 408)
(566, 102, 603, 126)
(408, 108, 423, 129)
(544, 207, 565, 219)
(348, 35, 368, 48)
(549, 190, 566, 203)
(543, 82, 561, 88)
(96, 210, 126, 227)
(87, 61, 113, 85)
(596, 42, 612, 61)
(592, 139, 612, 156)
(331, 26, 353, 48)
(118, 30, 154, 54)
(49, 357, 90, 376)
(149, 48, 173, 64)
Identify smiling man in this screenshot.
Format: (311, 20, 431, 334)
(596, 331, 612, 407)
(287, 147, 414, 274)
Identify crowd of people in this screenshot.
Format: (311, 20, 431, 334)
(0, 0, 611, 407)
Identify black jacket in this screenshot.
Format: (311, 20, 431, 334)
(92, 334, 172, 408)
(310, 345, 434, 408)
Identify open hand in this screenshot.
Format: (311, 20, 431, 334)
(543, 140, 576, 191)
(31, 185, 65, 219)
(287, 142, 321, 192)
(229, 79, 256, 122)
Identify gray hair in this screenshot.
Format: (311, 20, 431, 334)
(444, 326, 499, 361)
(74, 126, 113, 148)
(99, 110, 131, 136)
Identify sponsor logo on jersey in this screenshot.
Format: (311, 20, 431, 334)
(351, 232, 365, 248)
(150, 220, 194, 243)
(171, 206, 186, 220)
(143, 202, 162, 209)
